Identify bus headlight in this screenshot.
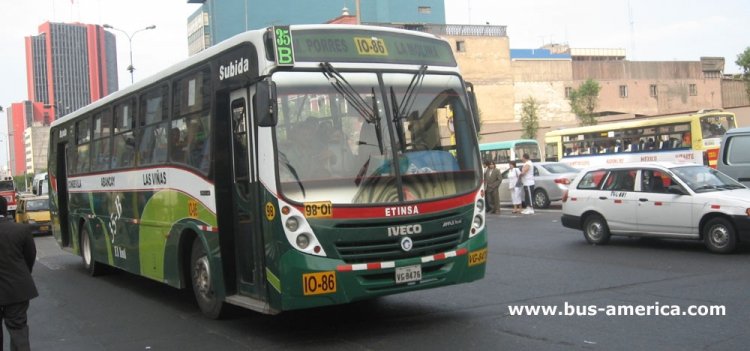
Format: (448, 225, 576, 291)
(285, 217, 300, 232)
(296, 234, 310, 249)
(476, 199, 485, 212)
(278, 199, 327, 257)
(473, 215, 483, 229)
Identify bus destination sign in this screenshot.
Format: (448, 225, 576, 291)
(273, 26, 295, 66)
(283, 28, 457, 67)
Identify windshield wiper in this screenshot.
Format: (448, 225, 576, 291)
(716, 184, 745, 190)
(321, 62, 384, 155)
(278, 152, 305, 197)
(694, 185, 718, 191)
(396, 65, 428, 120)
(320, 62, 376, 123)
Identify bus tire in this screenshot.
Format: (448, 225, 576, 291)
(80, 223, 106, 276)
(190, 238, 224, 319)
(583, 214, 610, 245)
(533, 188, 550, 209)
(703, 217, 737, 254)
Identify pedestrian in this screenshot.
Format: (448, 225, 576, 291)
(0, 195, 37, 351)
(484, 160, 501, 214)
(520, 153, 535, 214)
(507, 160, 523, 214)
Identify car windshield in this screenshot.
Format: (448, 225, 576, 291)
(26, 199, 50, 211)
(670, 165, 745, 193)
(273, 70, 481, 205)
(542, 163, 578, 174)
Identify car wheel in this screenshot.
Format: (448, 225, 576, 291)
(533, 188, 550, 209)
(191, 238, 225, 319)
(703, 217, 737, 254)
(80, 224, 106, 276)
(583, 214, 610, 245)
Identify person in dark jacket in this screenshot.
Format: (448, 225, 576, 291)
(0, 195, 37, 351)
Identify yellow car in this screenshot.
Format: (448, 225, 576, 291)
(15, 195, 51, 235)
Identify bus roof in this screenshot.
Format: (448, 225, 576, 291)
(479, 139, 538, 151)
(544, 110, 735, 138)
(51, 24, 450, 128)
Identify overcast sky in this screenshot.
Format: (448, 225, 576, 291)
(1, 0, 748, 170)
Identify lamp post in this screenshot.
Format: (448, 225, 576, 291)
(103, 24, 156, 84)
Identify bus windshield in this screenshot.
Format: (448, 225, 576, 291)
(0, 180, 13, 191)
(274, 70, 481, 204)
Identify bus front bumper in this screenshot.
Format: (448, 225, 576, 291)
(273, 230, 487, 312)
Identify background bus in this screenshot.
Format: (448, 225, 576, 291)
(0, 176, 16, 218)
(479, 139, 542, 170)
(48, 24, 487, 318)
(544, 110, 737, 169)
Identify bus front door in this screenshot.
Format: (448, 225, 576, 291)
(228, 89, 265, 298)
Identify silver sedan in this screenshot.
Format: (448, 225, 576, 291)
(498, 162, 580, 208)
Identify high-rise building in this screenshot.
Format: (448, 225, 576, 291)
(186, 0, 446, 55)
(8, 22, 119, 176)
(25, 21, 119, 120)
(5, 101, 51, 176)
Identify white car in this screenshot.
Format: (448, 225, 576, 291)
(561, 163, 750, 253)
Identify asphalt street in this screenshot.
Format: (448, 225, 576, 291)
(7, 208, 750, 350)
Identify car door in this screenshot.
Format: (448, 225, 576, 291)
(635, 168, 695, 236)
(596, 169, 638, 233)
(498, 169, 511, 203)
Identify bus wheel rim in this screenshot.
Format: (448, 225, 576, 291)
(194, 256, 212, 298)
(82, 232, 91, 265)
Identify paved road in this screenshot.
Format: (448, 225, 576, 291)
(10, 210, 750, 350)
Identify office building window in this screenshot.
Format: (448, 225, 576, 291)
(418, 6, 432, 14)
(649, 84, 658, 97)
(565, 87, 572, 98)
(619, 85, 628, 98)
(689, 84, 697, 96)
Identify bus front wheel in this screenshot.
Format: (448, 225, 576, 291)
(190, 239, 224, 319)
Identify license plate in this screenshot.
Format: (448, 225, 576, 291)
(468, 248, 488, 267)
(39, 226, 49, 232)
(395, 264, 422, 284)
(302, 271, 336, 296)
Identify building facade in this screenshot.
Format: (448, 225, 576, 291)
(25, 21, 118, 120)
(5, 101, 52, 176)
(187, 0, 446, 55)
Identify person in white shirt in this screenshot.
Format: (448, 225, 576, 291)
(507, 160, 523, 214)
(520, 153, 535, 214)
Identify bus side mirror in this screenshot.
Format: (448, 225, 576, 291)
(466, 82, 480, 133)
(256, 78, 278, 127)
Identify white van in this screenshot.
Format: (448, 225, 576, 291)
(718, 127, 750, 187)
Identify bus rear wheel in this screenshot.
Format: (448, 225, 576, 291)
(190, 239, 224, 319)
(80, 224, 105, 276)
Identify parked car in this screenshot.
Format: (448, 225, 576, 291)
(498, 162, 580, 208)
(14, 195, 51, 235)
(717, 126, 750, 187)
(561, 163, 750, 253)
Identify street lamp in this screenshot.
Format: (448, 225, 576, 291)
(103, 24, 157, 84)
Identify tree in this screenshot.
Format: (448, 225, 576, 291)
(736, 47, 750, 101)
(568, 79, 601, 126)
(520, 97, 540, 140)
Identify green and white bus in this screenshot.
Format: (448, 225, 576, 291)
(479, 139, 542, 170)
(48, 24, 487, 317)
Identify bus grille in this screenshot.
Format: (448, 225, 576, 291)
(334, 230, 463, 264)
